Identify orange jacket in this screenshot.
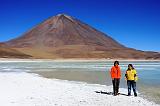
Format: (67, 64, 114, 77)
(110, 66, 121, 79)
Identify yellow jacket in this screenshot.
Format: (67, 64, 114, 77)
(125, 69, 138, 81)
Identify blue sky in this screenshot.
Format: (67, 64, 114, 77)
(0, 0, 160, 51)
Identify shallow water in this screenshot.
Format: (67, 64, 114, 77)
(31, 69, 160, 104)
(0, 60, 160, 104)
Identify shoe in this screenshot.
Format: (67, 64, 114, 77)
(134, 93, 137, 97)
(127, 93, 131, 96)
(113, 93, 117, 96)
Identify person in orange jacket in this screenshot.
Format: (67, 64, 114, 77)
(110, 61, 121, 96)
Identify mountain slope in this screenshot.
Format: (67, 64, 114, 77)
(0, 43, 32, 58)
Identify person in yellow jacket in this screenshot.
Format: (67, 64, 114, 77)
(125, 64, 138, 97)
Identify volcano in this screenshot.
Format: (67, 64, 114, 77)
(4, 14, 160, 59)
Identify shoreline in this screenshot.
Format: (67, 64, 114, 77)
(31, 70, 160, 105)
(0, 58, 160, 62)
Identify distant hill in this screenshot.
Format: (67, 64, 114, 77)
(3, 14, 160, 59)
(0, 43, 32, 58)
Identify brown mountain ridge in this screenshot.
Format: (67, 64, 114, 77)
(2, 14, 160, 59)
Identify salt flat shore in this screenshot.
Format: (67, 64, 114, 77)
(0, 58, 160, 62)
(0, 72, 159, 106)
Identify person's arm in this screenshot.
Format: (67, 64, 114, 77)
(125, 70, 128, 79)
(119, 67, 121, 78)
(134, 70, 138, 81)
(110, 67, 114, 80)
(134, 70, 137, 77)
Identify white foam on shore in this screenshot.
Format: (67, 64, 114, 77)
(0, 72, 159, 106)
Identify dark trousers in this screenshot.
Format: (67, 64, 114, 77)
(127, 80, 137, 96)
(112, 78, 120, 95)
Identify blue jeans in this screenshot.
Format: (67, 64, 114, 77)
(127, 80, 137, 96)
